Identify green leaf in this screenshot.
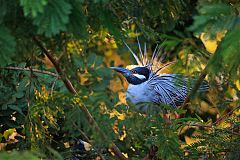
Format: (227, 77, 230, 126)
(14, 91, 24, 98)
(67, 0, 87, 37)
(0, 26, 16, 66)
(99, 9, 121, 39)
(198, 4, 232, 15)
(87, 53, 103, 67)
(0, 133, 2, 142)
(9, 104, 24, 115)
(95, 68, 111, 77)
(189, 3, 235, 35)
(221, 26, 240, 70)
(0, 1, 7, 24)
(20, 0, 48, 18)
(3, 128, 15, 139)
(209, 25, 240, 77)
(33, 0, 72, 37)
(174, 117, 200, 123)
(0, 151, 40, 160)
(72, 54, 84, 68)
(46, 146, 64, 160)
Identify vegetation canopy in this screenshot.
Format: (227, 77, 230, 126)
(0, 0, 239, 159)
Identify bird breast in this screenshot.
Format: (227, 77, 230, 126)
(126, 81, 160, 113)
(126, 81, 153, 104)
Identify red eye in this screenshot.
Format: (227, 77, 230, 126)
(131, 70, 137, 74)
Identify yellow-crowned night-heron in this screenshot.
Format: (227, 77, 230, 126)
(111, 40, 209, 113)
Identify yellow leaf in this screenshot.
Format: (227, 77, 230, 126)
(235, 80, 240, 90)
(78, 71, 88, 85)
(104, 52, 124, 67)
(42, 55, 54, 69)
(109, 109, 125, 120)
(200, 33, 218, 54)
(178, 49, 186, 60)
(216, 30, 227, 41)
(118, 92, 127, 105)
(227, 87, 238, 101)
(108, 148, 115, 156)
(104, 50, 113, 57)
(3, 129, 15, 139)
(218, 121, 231, 128)
(64, 142, 70, 148)
(119, 125, 127, 141)
(200, 31, 227, 54)
(185, 136, 200, 145)
(122, 152, 128, 158)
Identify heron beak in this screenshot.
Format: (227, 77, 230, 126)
(110, 67, 131, 76)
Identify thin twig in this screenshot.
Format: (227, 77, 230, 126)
(50, 77, 58, 96)
(0, 66, 59, 77)
(32, 36, 127, 160)
(213, 105, 240, 125)
(186, 123, 240, 136)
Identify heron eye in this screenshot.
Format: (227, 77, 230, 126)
(131, 70, 137, 74)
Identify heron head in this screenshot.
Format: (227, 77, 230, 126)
(111, 66, 150, 85)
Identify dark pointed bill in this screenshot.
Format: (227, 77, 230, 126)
(110, 67, 130, 74)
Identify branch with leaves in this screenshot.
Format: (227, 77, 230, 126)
(32, 36, 128, 160)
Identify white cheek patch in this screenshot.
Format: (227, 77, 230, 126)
(133, 74, 146, 80)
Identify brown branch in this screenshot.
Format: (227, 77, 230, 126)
(180, 39, 223, 109)
(0, 66, 59, 77)
(187, 123, 212, 128)
(185, 105, 240, 130)
(143, 145, 158, 160)
(213, 105, 240, 125)
(180, 42, 224, 110)
(180, 66, 208, 109)
(186, 124, 240, 136)
(32, 36, 127, 160)
(33, 36, 78, 94)
(72, 121, 91, 143)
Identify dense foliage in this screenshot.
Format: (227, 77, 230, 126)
(0, 0, 239, 159)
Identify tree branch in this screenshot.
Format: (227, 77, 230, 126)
(185, 105, 240, 130)
(0, 66, 59, 77)
(33, 36, 78, 94)
(32, 36, 127, 160)
(180, 42, 223, 110)
(187, 123, 212, 128)
(180, 67, 208, 109)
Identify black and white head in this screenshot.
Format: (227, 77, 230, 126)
(111, 66, 150, 85)
(111, 38, 174, 85)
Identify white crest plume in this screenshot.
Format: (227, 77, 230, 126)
(123, 39, 175, 76)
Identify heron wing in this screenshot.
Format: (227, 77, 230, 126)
(148, 74, 209, 107)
